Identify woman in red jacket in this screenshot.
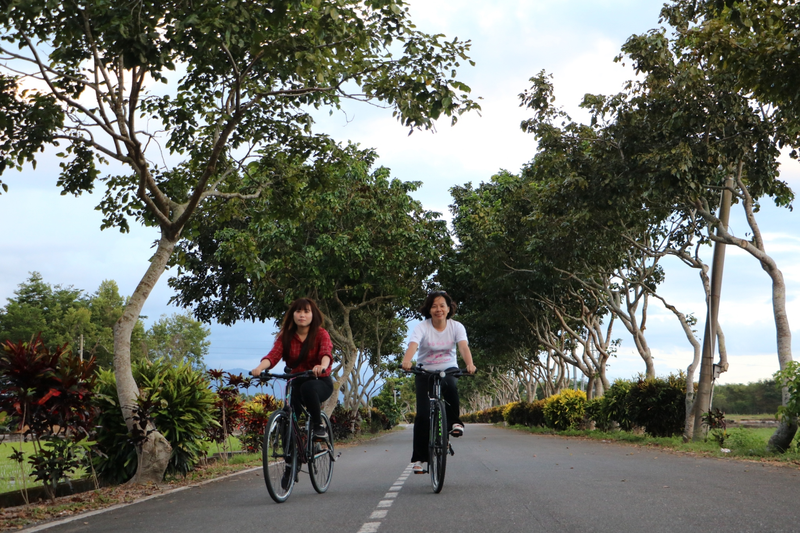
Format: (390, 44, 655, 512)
(252, 298, 333, 440)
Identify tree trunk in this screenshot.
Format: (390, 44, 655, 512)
(113, 233, 175, 484)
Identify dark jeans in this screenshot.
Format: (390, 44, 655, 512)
(411, 368, 461, 463)
(290, 375, 333, 427)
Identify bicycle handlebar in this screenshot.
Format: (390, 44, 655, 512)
(404, 366, 476, 378)
(258, 369, 318, 380)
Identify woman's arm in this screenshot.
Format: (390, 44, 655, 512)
(251, 358, 272, 376)
(457, 340, 477, 374)
(401, 342, 419, 371)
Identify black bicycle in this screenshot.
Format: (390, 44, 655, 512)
(406, 365, 474, 493)
(260, 370, 335, 503)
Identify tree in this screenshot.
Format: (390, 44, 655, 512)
(0, 0, 478, 482)
(144, 312, 210, 370)
(660, 0, 800, 451)
(0, 275, 145, 369)
(169, 144, 452, 413)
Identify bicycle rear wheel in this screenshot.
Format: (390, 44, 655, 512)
(429, 399, 448, 493)
(263, 410, 296, 503)
(309, 412, 335, 493)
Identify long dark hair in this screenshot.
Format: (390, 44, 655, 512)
(418, 291, 457, 319)
(280, 298, 324, 365)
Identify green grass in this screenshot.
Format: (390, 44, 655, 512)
(505, 423, 800, 463)
(0, 436, 246, 494)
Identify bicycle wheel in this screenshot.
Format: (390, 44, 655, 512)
(263, 410, 296, 503)
(309, 412, 335, 493)
(429, 399, 448, 493)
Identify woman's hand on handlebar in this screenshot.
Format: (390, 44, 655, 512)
(465, 363, 477, 375)
(311, 364, 326, 377)
(251, 360, 272, 377)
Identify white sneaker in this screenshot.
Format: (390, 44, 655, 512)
(412, 461, 427, 474)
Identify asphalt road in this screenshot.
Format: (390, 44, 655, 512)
(28, 424, 800, 533)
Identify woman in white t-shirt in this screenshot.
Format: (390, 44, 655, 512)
(401, 291, 477, 474)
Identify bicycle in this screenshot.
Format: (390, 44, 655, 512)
(406, 365, 474, 493)
(259, 369, 335, 503)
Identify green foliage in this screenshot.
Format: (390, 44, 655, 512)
(362, 407, 391, 433)
(503, 400, 545, 427)
(145, 312, 210, 370)
(596, 379, 637, 431)
(93, 361, 216, 483)
(725, 427, 768, 456)
(330, 405, 361, 440)
(462, 405, 506, 424)
(0, 274, 146, 369)
(543, 389, 587, 431)
(205, 370, 247, 447)
(239, 394, 279, 453)
(712, 379, 782, 415)
(27, 438, 89, 501)
(372, 376, 414, 426)
(774, 361, 800, 422)
(626, 373, 686, 438)
(703, 408, 727, 446)
(0, 74, 62, 192)
(587, 375, 687, 438)
(170, 145, 451, 328)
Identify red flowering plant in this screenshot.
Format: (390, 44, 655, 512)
(239, 393, 279, 453)
(206, 369, 246, 457)
(0, 334, 98, 500)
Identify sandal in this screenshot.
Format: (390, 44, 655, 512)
(450, 423, 464, 438)
(412, 461, 427, 474)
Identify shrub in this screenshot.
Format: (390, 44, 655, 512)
(543, 389, 587, 430)
(93, 360, 216, 483)
(726, 427, 768, 455)
(585, 397, 611, 431)
(362, 407, 390, 433)
(503, 400, 546, 427)
(600, 379, 637, 431)
(239, 394, 279, 453)
(0, 336, 98, 500)
(627, 373, 686, 437)
(205, 370, 247, 450)
(330, 405, 360, 440)
(775, 361, 800, 421)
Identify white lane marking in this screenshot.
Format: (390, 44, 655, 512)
(356, 464, 416, 532)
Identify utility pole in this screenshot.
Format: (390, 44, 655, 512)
(692, 172, 735, 440)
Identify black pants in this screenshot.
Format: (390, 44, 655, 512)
(290, 376, 333, 427)
(411, 369, 461, 463)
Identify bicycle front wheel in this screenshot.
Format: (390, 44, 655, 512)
(263, 410, 296, 503)
(429, 399, 448, 493)
(309, 412, 335, 493)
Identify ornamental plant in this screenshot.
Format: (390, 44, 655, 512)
(543, 389, 587, 431)
(239, 394, 279, 453)
(0, 335, 98, 500)
(93, 360, 216, 483)
(626, 373, 686, 438)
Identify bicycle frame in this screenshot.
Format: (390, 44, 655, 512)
(259, 369, 335, 502)
(407, 365, 473, 493)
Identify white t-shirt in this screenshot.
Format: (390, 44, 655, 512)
(408, 319, 468, 371)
